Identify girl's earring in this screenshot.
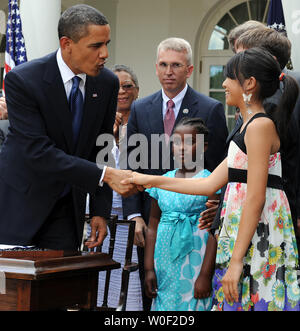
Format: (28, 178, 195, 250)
(242, 93, 252, 115)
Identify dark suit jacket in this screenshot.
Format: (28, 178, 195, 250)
(0, 119, 9, 151)
(0, 52, 119, 245)
(287, 69, 300, 220)
(122, 85, 228, 223)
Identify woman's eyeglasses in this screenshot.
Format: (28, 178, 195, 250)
(119, 84, 136, 91)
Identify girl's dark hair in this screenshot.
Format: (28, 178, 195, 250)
(175, 117, 209, 142)
(225, 47, 299, 142)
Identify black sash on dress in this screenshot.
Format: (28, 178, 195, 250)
(228, 168, 283, 190)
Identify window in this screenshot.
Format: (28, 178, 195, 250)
(202, 0, 270, 132)
(209, 0, 270, 51)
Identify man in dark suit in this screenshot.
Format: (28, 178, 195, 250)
(122, 37, 228, 309)
(0, 5, 136, 250)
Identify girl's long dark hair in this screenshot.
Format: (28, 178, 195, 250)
(225, 47, 299, 143)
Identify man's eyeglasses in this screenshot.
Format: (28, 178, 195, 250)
(119, 84, 136, 91)
(158, 62, 186, 71)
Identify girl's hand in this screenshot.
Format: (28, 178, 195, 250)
(194, 274, 212, 299)
(145, 270, 158, 298)
(122, 172, 152, 188)
(221, 259, 243, 303)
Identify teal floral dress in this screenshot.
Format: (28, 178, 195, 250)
(146, 169, 214, 311)
(212, 113, 300, 311)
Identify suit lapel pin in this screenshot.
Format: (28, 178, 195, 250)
(183, 108, 189, 114)
(92, 93, 98, 98)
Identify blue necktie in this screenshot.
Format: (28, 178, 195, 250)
(69, 76, 83, 147)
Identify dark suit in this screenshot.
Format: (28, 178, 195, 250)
(0, 52, 118, 248)
(0, 119, 9, 151)
(287, 70, 300, 223)
(122, 85, 228, 309)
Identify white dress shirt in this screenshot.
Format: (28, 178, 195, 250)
(162, 83, 188, 120)
(56, 48, 106, 186)
(127, 84, 188, 221)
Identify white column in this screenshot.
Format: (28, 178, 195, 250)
(282, 0, 300, 71)
(20, 0, 61, 61)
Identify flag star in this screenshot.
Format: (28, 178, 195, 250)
(4, 0, 28, 75)
(272, 23, 278, 29)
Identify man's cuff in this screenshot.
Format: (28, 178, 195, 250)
(127, 213, 142, 221)
(99, 166, 107, 187)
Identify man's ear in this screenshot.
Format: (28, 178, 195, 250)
(186, 64, 194, 78)
(59, 36, 72, 52)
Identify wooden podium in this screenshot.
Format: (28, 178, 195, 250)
(0, 250, 120, 311)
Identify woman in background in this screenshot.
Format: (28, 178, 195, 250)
(88, 65, 143, 310)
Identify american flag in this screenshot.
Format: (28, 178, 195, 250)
(2, 0, 27, 93)
(267, 0, 286, 33)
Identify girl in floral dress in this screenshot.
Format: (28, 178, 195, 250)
(124, 47, 300, 311)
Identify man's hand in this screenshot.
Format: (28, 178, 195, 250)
(103, 167, 139, 197)
(198, 200, 219, 231)
(0, 97, 8, 120)
(85, 216, 108, 249)
(132, 216, 147, 247)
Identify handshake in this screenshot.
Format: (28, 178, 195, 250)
(103, 167, 152, 197)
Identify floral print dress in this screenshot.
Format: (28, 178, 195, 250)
(212, 113, 300, 311)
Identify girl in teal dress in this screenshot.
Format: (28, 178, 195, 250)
(145, 118, 220, 311)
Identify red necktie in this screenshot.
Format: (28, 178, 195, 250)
(164, 99, 175, 144)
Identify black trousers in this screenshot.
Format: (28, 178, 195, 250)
(137, 245, 152, 311)
(32, 193, 79, 250)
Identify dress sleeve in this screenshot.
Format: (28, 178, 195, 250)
(146, 187, 159, 201)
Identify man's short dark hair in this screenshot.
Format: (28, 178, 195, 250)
(58, 4, 108, 42)
(228, 20, 266, 52)
(235, 27, 291, 70)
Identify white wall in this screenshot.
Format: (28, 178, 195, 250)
(20, 0, 61, 60)
(115, 0, 219, 98)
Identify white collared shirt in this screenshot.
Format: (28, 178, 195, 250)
(56, 48, 86, 100)
(127, 84, 189, 221)
(161, 84, 188, 119)
(56, 48, 107, 187)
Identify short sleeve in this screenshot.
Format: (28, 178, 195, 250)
(146, 187, 159, 201)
